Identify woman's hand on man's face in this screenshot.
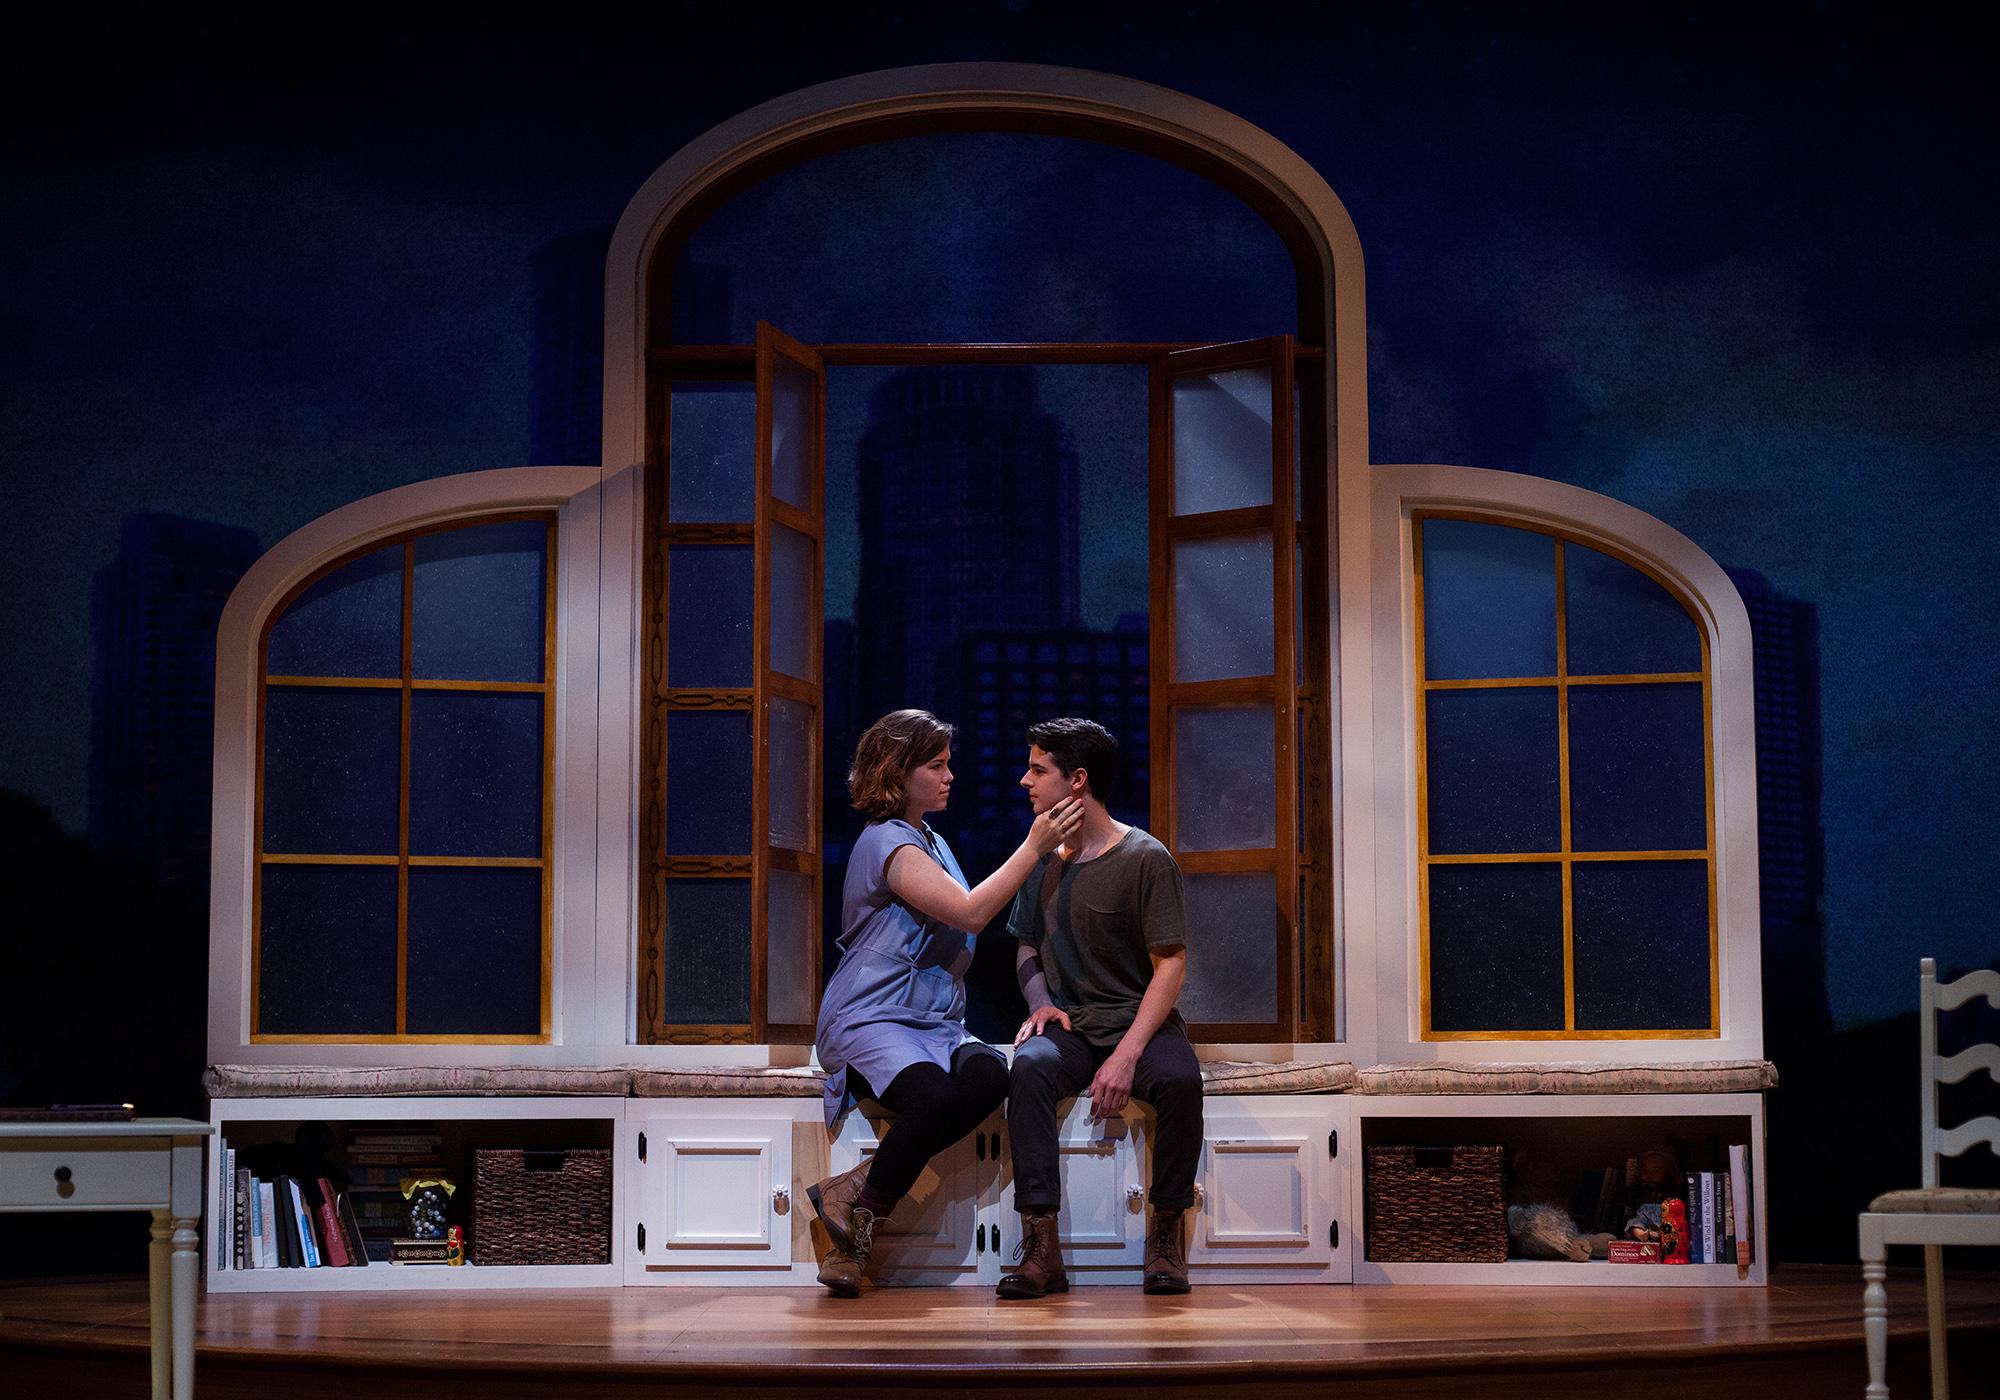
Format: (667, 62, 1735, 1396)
(1027, 797, 1084, 855)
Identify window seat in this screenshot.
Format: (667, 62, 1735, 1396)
(1355, 1060, 1777, 1095)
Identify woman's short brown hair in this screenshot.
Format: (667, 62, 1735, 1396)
(848, 709, 956, 822)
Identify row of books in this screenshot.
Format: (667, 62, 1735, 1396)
(217, 1148, 369, 1269)
(1683, 1155, 1749, 1265)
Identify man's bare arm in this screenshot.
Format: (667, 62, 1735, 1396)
(1087, 946, 1186, 1117)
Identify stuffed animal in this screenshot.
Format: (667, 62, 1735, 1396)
(1506, 1203, 1619, 1262)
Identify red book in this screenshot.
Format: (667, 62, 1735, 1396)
(313, 1178, 352, 1267)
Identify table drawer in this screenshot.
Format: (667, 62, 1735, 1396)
(0, 1143, 172, 1209)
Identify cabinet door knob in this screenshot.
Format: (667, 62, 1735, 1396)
(772, 1186, 791, 1213)
(53, 1165, 73, 1185)
(1126, 1185, 1145, 1209)
(1193, 1183, 1206, 1209)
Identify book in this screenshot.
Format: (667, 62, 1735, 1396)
(1707, 1172, 1723, 1265)
(1684, 1174, 1702, 1263)
(257, 1179, 280, 1269)
(272, 1178, 296, 1268)
(389, 1237, 453, 1264)
(289, 1178, 322, 1267)
(1728, 1142, 1753, 1274)
(313, 1178, 354, 1267)
(1606, 1240, 1660, 1263)
(335, 1189, 371, 1268)
(220, 1148, 237, 1271)
(235, 1165, 252, 1270)
(1722, 1170, 1737, 1259)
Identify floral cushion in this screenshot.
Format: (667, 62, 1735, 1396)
(628, 1066, 827, 1098)
(202, 1065, 635, 1097)
(1199, 1059, 1355, 1094)
(1356, 1060, 1778, 1095)
(1868, 1187, 2000, 1215)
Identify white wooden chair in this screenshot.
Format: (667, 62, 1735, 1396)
(1858, 958, 2000, 1398)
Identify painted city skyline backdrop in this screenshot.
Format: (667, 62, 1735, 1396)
(4, 7, 1994, 1029)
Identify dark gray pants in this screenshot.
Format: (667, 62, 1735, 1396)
(1007, 1023, 1203, 1213)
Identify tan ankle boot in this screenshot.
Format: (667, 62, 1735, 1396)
(996, 1211, 1069, 1299)
(816, 1205, 883, 1298)
(807, 1161, 873, 1253)
(1143, 1208, 1190, 1294)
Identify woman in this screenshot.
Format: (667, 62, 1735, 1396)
(809, 708, 1080, 1296)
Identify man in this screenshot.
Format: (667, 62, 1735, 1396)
(997, 717, 1202, 1298)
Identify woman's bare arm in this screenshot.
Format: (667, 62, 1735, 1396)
(885, 800, 1081, 934)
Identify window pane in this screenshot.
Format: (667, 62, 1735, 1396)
(266, 544, 402, 678)
(408, 692, 543, 858)
(1420, 519, 1557, 680)
(1568, 682, 1706, 852)
(1424, 687, 1560, 855)
(1174, 706, 1274, 851)
(1177, 872, 1275, 1024)
(406, 867, 542, 1035)
(1427, 862, 1564, 1032)
(411, 520, 547, 683)
(1565, 543, 1701, 677)
(666, 710, 753, 855)
(769, 524, 815, 681)
(771, 356, 814, 510)
(262, 687, 400, 855)
(1572, 860, 1711, 1031)
(1171, 366, 1272, 516)
(767, 696, 813, 851)
(1173, 532, 1274, 681)
(669, 381, 754, 522)
(766, 869, 814, 1025)
(258, 865, 397, 1034)
(664, 877, 751, 1023)
(667, 546, 753, 688)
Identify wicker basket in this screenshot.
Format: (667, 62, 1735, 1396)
(471, 1147, 612, 1266)
(1364, 1144, 1508, 1262)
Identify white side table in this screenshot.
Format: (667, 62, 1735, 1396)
(0, 1118, 213, 1399)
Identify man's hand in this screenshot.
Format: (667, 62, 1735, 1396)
(1013, 1005, 1071, 1047)
(1088, 1051, 1137, 1119)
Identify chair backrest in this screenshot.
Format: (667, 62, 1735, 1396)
(1920, 957, 2000, 1187)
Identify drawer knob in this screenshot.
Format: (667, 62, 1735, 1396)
(772, 1186, 791, 1214)
(1126, 1185, 1144, 1209)
(53, 1165, 72, 1185)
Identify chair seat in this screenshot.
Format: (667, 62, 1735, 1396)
(1867, 1186, 2000, 1215)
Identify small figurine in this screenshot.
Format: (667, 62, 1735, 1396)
(444, 1224, 465, 1266)
(402, 1175, 458, 1240)
(1660, 1196, 1690, 1264)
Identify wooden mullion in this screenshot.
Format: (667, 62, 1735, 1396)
(652, 342, 1330, 368)
(1160, 505, 1278, 540)
(253, 1033, 551, 1046)
(661, 523, 755, 545)
(664, 857, 753, 877)
(1271, 335, 1299, 1042)
(748, 324, 776, 1045)
(1176, 849, 1279, 876)
(1412, 516, 1433, 1038)
(660, 688, 755, 711)
(1567, 671, 1706, 686)
(1426, 1027, 1729, 1042)
(766, 672, 816, 705)
(1701, 619, 1720, 1034)
(1556, 540, 1574, 1032)
(639, 397, 670, 1043)
(264, 675, 402, 689)
(769, 499, 819, 538)
(1162, 676, 1276, 706)
(1147, 354, 1173, 854)
(261, 853, 400, 867)
(395, 540, 414, 1036)
(407, 855, 545, 869)
(409, 678, 547, 694)
(1297, 352, 1334, 1041)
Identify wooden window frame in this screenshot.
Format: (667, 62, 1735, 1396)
(1411, 511, 1720, 1041)
(251, 513, 558, 1044)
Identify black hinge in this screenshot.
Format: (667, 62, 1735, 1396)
(1328, 1128, 1338, 1159)
(991, 1131, 1001, 1159)
(1330, 1220, 1339, 1249)
(638, 1131, 647, 1162)
(637, 1222, 646, 1253)
(977, 1223, 987, 1253)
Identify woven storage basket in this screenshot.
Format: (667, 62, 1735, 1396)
(1364, 1144, 1507, 1262)
(471, 1148, 611, 1266)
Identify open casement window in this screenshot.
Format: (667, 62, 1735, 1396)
(643, 322, 824, 1044)
(1148, 336, 1299, 1041)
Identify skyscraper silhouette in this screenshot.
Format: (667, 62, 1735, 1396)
(89, 513, 261, 896)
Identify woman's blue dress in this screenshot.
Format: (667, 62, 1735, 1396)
(814, 819, 998, 1126)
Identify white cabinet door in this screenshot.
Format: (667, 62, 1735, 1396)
(831, 1106, 993, 1282)
(1190, 1098, 1344, 1275)
(996, 1100, 1147, 1272)
(631, 1110, 795, 1272)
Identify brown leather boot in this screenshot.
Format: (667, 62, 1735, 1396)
(996, 1211, 1069, 1298)
(816, 1206, 882, 1298)
(806, 1160, 873, 1253)
(1143, 1208, 1190, 1294)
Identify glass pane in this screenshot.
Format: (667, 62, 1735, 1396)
(669, 381, 754, 522)
(667, 710, 753, 855)
(406, 867, 542, 1035)
(1171, 365, 1272, 516)
(1573, 860, 1711, 1031)
(1427, 862, 1564, 1033)
(266, 544, 402, 678)
(1565, 543, 1702, 677)
(767, 696, 813, 851)
(664, 877, 751, 1023)
(408, 692, 542, 858)
(1174, 706, 1274, 851)
(1568, 683, 1706, 852)
(1424, 687, 1560, 854)
(1177, 872, 1276, 1024)
(667, 546, 753, 687)
(411, 520, 547, 683)
(262, 687, 400, 855)
(769, 524, 815, 681)
(771, 355, 814, 509)
(766, 869, 814, 1025)
(1421, 519, 1557, 680)
(257, 865, 397, 1034)
(1173, 532, 1274, 681)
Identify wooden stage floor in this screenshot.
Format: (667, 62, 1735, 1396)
(3, 1265, 1997, 1399)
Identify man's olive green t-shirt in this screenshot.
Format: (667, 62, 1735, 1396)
(1005, 827, 1187, 1047)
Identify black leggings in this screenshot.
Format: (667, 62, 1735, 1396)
(851, 1044, 1008, 1206)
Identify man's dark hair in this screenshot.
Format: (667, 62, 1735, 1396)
(1026, 717, 1118, 802)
